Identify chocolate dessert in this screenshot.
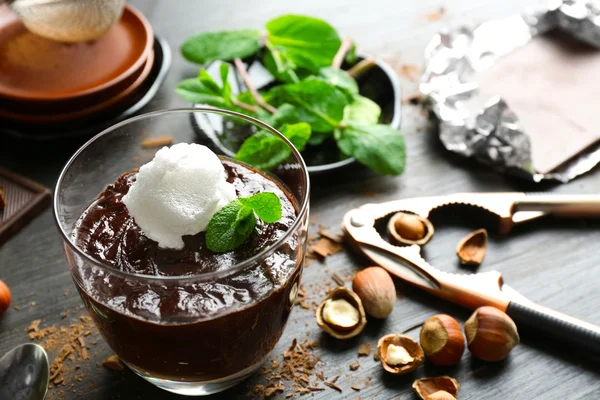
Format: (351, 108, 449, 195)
(72, 159, 303, 382)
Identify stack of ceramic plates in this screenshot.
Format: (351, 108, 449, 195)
(0, 4, 171, 139)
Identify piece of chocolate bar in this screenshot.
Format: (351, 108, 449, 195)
(0, 168, 51, 246)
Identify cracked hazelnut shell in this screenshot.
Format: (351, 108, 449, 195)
(316, 286, 366, 339)
(377, 334, 424, 374)
(413, 376, 460, 399)
(425, 391, 456, 400)
(388, 212, 434, 246)
(456, 228, 487, 265)
(420, 314, 465, 366)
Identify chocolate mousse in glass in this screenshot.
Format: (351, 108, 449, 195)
(53, 108, 310, 395)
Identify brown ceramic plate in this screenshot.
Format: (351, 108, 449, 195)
(0, 4, 153, 104)
(0, 50, 154, 123)
(0, 36, 172, 139)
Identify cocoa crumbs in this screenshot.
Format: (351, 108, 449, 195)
(317, 229, 342, 244)
(310, 238, 343, 259)
(402, 94, 424, 105)
(324, 380, 343, 392)
(352, 385, 361, 391)
(358, 343, 371, 357)
(26, 313, 103, 399)
(102, 355, 125, 371)
(350, 361, 360, 371)
(251, 338, 324, 398)
(140, 136, 173, 148)
(396, 64, 421, 82)
(331, 273, 344, 286)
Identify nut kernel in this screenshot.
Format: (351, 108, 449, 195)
(388, 212, 434, 246)
(386, 344, 413, 365)
(394, 214, 425, 240)
(377, 334, 424, 375)
(316, 287, 367, 339)
(323, 299, 360, 329)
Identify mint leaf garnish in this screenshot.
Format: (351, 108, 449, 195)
(205, 193, 283, 253)
(342, 95, 381, 125)
(205, 200, 256, 253)
(280, 123, 311, 151)
(175, 78, 229, 107)
(318, 67, 358, 96)
(181, 29, 261, 64)
(238, 193, 282, 223)
(266, 15, 341, 73)
(235, 123, 311, 171)
(263, 43, 300, 83)
(269, 79, 349, 133)
(335, 123, 405, 175)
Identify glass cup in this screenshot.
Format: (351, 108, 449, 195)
(53, 108, 310, 396)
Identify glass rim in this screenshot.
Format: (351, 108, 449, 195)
(53, 107, 310, 283)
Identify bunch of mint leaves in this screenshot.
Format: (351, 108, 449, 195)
(176, 14, 405, 176)
(206, 192, 282, 253)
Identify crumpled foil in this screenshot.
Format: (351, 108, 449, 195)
(420, 0, 600, 183)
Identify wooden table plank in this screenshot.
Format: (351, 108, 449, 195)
(1, 0, 600, 399)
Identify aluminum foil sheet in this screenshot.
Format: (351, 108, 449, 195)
(420, 0, 600, 183)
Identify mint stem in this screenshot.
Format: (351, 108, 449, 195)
(234, 58, 278, 114)
(348, 57, 376, 78)
(232, 99, 259, 112)
(331, 37, 353, 69)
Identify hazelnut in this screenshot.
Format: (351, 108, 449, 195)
(456, 228, 487, 266)
(377, 334, 424, 374)
(352, 267, 396, 319)
(388, 212, 434, 246)
(413, 376, 460, 400)
(425, 391, 456, 400)
(0, 280, 11, 316)
(464, 306, 519, 361)
(420, 314, 465, 366)
(316, 287, 366, 339)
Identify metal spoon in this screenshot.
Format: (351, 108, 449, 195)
(0, 343, 49, 400)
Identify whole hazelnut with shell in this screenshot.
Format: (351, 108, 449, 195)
(464, 306, 519, 361)
(352, 267, 396, 319)
(419, 314, 465, 366)
(0, 280, 11, 316)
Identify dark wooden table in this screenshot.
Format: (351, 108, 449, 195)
(2, 0, 600, 399)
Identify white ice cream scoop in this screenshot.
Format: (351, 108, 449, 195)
(122, 143, 237, 250)
(5, 0, 125, 42)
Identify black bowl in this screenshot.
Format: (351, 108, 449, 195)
(190, 55, 401, 175)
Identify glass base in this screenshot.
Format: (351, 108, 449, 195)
(124, 353, 270, 396)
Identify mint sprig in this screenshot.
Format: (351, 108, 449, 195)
(205, 193, 282, 253)
(176, 14, 406, 176)
(181, 29, 261, 64)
